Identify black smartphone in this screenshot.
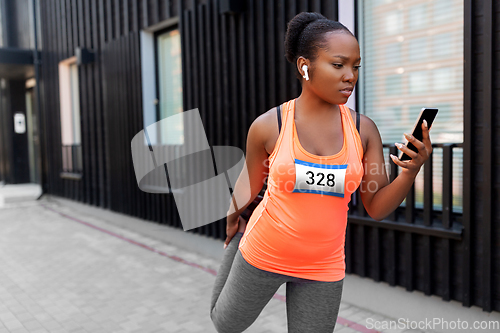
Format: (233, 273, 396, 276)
(398, 108, 438, 161)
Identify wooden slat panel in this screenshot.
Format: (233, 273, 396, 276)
(106, 39, 116, 209)
(173, 0, 183, 230)
(197, 3, 208, 236)
(322, 0, 337, 20)
(114, 0, 121, 38)
(86, 0, 97, 205)
(87, 0, 94, 200)
(462, 0, 473, 309)
(58, 0, 66, 197)
(265, 0, 275, 106)
(424, 155, 433, 226)
(130, 32, 142, 217)
(442, 237, 451, 301)
(205, 0, 220, 238)
(245, 0, 257, 125)
(441, 144, 453, 302)
(423, 154, 433, 295)
(64, 0, 70, 56)
(142, 0, 148, 28)
(125, 35, 134, 216)
(124, 0, 129, 36)
(311, 0, 321, 13)
(423, 236, 431, 295)
(190, 7, 199, 124)
(152, 0, 160, 25)
(387, 229, 397, 286)
(404, 232, 413, 291)
(298, 0, 308, 13)
(482, 0, 493, 312)
(116, 37, 125, 212)
(107, 39, 116, 209)
(387, 146, 399, 221)
(117, 37, 126, 212)
(358, 224, 365, 277)
(46, 0, 56, 194)
(119, 36, 127, 214)
(183, 10, 192, 110)
(345, 222, 352, 273)
(96, 0, 107, 207)
(405, 184, 415, 224)
(442, 145, 453, 228)
(77, 0, 87, 203)
(102, 37, 112, 209)
(132, 0, 139, 32)
(277, 0, 286, 102)
(372, 227, 380, 281)
(73, 0, 79, 50)
(255, 0, 265, 117)
(164, 0, 173, 20)
(107, 0, 113, 41)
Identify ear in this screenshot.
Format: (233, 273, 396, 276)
(297, 57, 308, 74)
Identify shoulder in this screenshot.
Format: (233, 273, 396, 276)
(247, 106, 279, 154)
(250, 106, 278, 137)
(348, 107, 379, 155)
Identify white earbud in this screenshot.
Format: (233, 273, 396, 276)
(302, 65, 309, 81)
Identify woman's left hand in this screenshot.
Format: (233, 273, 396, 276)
(390, 119, 433, 176)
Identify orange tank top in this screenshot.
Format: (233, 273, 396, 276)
(238, 98, 364, 281)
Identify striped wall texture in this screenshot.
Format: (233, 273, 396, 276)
(35, 0, 499, 312)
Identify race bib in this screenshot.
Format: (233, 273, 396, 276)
(293, 159, 347, 198)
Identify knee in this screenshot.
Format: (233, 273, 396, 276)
(210, 307, 242, 333)
(210, 307, 226, 333)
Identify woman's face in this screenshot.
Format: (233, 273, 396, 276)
(303, 31, 361, 105)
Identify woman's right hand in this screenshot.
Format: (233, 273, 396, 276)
(224, 215, 246, 249)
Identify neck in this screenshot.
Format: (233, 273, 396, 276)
(295, 92, 339, 120)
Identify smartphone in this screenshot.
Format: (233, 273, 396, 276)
(398, 108, 438, 161)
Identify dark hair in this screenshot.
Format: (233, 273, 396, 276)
(284, 12, 354, 81)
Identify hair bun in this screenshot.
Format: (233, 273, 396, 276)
(284, 12, 327, 64)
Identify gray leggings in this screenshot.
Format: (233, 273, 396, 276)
(210, 232, 344, 333)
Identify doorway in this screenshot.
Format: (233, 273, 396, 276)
(25, 84, 40, 184)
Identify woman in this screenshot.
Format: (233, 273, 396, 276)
(210, 12, 432, 333)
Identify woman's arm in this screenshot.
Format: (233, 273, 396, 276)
(359, 116, 433, 221)
(224, 111, 274, 247)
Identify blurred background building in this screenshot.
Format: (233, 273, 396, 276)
(0, 0, 497, 314)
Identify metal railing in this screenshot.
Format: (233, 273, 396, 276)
(348, 142, 464, 239)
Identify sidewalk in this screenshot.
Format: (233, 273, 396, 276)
(0, 190, 494, 332)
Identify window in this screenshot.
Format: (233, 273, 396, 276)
(385, 42, 402, 65)
(358, 0, 464, 213)
(155, 28, 184, 145)
(139, 21, 184, 193)
(408, 37, 429, 62)
(58, 56, 82, 178)
(408, 4, 428, 30)
(385, 10, 403, 35)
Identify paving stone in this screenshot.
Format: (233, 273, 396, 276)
(0, 199, 410, 333)
(19, 320, 43, 331)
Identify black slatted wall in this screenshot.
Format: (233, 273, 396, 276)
(465, 0, 499, 313)
(39, 0, 339, 234)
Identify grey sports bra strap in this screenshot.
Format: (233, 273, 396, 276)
(356, 110, 360, 135)
(277, 104, 282, 134)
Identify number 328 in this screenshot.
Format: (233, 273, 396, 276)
(305, 171, 335, 187)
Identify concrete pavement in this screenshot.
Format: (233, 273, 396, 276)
(0, 187, 493, 332)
